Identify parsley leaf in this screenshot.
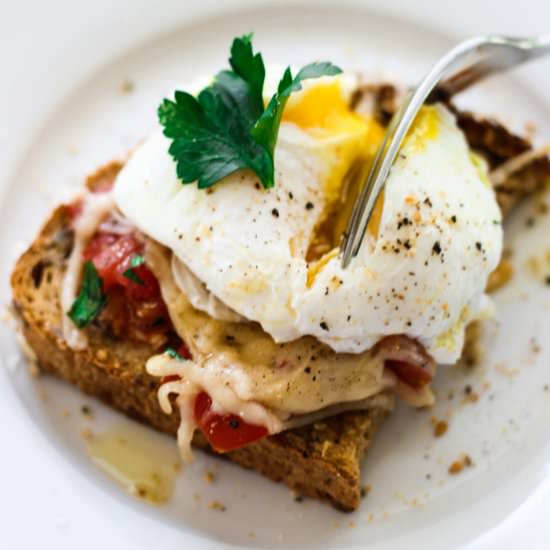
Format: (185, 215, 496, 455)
(229, 33, 265, 117)
(165, 347, 183, 360)
(67, 261, 107, 328)
(158, 35, 342, 190)
(123, 254, 145, 285)
(251, 62, 342, 158)
(158, 75, 273, 189)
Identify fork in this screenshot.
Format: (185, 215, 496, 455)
(341, 34, 550, 268)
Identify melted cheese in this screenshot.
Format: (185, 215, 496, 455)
(171, 256, 244, 322)
(147, 348, 394, 461)
(146, 239, 394, 413)
(144, 239, 401, 462)
(60, 191, 115, 349)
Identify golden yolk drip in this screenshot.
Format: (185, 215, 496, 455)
(306, 249, 339, 288)
(367, 189, 385, 238)
(285, 80, 387, 285)
(406, 105, 440, 152)
(282, 81, 361, 131)
(283, 81, 375, 206)
(469, 152, 491, 187)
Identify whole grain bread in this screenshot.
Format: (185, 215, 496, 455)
(10, 93, 550, 512)
(11, 164, 391, 511)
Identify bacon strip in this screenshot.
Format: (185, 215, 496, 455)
(375, 335, 436, 390)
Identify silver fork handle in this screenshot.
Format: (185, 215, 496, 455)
(341, 34, 550, 268)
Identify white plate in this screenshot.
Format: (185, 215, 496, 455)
(2, 1, 550, 548)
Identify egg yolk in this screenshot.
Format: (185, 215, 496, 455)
(284, 81, 386, 270)
(283, 81, 363, 133)
(282, 81, 383, 206)
(406, 105, 440, 152)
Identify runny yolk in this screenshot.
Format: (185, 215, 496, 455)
(282, 81, 362, 131)
(285, 80, 388, 285)
(285, 81, 387, 261)
(367, 189, 385, 238)
(282, 81, 377, 206)
(405, 105, 440, 152)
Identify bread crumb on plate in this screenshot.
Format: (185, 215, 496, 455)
(431, 418, 448, 437)
(448, 454, 473, 475)
(203, 470, 215, 484)
(208, 500, 226, 511)
(81, 428, 94, 441)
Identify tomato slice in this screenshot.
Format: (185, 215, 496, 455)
(161, 374, 181, 385)
(177, 342, 192, 360)
(81, 229, 172, 343)
(67, 199, 83, 221)
(385, 359, 432, 390)
(194, 392, 268, 453)
(83, 232, 162, 298)
(84, 233, 140, 290)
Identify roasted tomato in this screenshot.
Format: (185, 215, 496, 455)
(160, 344, 192, 384)
(194, 391, 268, 452)
(67, 199, 83, 221)
(385, 359, 432, 390)
(82, 229, 171, 345)
(176, 342, 192, 360)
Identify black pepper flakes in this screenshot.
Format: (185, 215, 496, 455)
(475, 242, 483, 252)
(304, 367, 311, 374)
(450, 215, 457, 224)
(271, 208, 279, 218)
(432, 241, 442, 255)
(320, 321, 329, 331)
(228, 419, 240, 429)
(545, 275, 550, 286)
(423, 197, 433, 207)
(397, 217, 412, 230)
(305, 201, 314, 210)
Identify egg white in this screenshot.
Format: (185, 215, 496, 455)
(113, 77, 502, 364)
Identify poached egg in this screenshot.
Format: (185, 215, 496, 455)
(113, 73, 502, 364)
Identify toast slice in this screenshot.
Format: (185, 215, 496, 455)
(11, 163, 391, 511)
(11, 94, 550, 511)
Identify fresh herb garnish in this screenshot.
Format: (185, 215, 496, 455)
(122, 254, 145, 285)
(165, 347, 183, 360)
(67, 261, 107, 328)
(158, 34, 341, 190)
(251, 62, 342, 159)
